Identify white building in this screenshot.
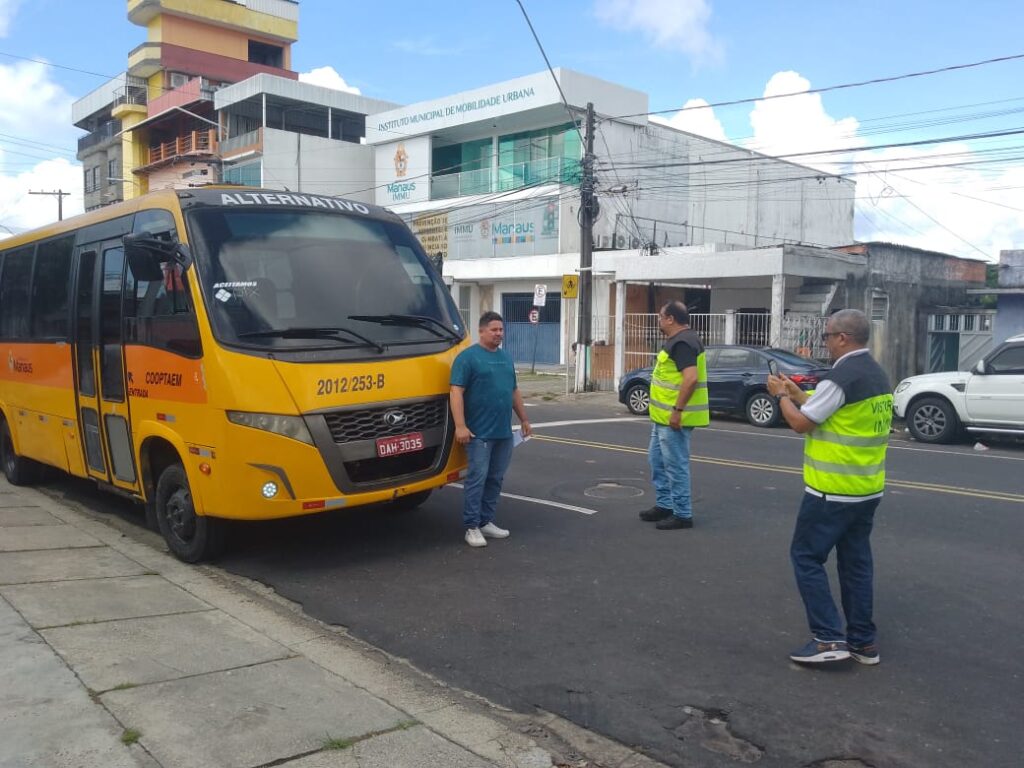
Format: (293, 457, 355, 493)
(363, 68, 856, 372)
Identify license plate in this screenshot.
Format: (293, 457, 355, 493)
(376, 432, 424, 458)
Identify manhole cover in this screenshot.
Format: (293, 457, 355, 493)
(584, 482, 644, 499)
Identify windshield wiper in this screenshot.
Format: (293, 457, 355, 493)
(348, 314, 461, 341)
(238, 326, 385, 353)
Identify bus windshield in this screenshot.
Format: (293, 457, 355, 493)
(186, 207, 464, 350)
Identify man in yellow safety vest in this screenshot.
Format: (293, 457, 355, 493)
(767, 309, 892, 666)
(637, 301, 709, 530)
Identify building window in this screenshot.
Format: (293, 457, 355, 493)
(91, 166, 99, 192)
(108, 158, 120, 182)
(84, 168, 91, 192)
(248, 40, 283, 68)
(223, 162, 261, 187)
(870, 291, 888, 321)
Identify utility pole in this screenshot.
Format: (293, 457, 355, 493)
(575, 102, 597, 393)
(29, 189, 71, 221)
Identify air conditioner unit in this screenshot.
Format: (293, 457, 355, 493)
(614, 234, 626, 249)
(630, 237, 640, 249)
(169, 72, 189, 89)
(599, 235, 610, 248)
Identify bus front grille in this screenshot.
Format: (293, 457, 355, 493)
(323, 398, 448, 444)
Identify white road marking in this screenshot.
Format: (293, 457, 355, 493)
(529, 417, 645, 429)
(448, 483, 597, 515)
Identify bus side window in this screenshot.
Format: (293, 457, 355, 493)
(125, 260, 202, 358)
(125, 209, 201, 358)
(0, 247, 35, 339)
(31, 235, 75, 339)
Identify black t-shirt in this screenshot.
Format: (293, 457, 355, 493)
(663, 329, 702, 372)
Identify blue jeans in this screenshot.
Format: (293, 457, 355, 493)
(462, 437, 514, 529)
(648, 423, 693, 519)
(791, 492, 880, 645)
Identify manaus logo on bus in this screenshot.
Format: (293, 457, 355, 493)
(7, 351, 33, 374)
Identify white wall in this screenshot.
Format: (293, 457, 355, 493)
(262, 129, 376, 202)
(593, 121, 855, 251)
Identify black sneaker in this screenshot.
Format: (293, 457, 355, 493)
(789, 639, 850, 664)
(849, 643, 880, 665)
(639, 506, 673, 521)
(655, 515, 693, 530)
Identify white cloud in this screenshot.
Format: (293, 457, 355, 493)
(0, 0, 20, 37)
(853, 145, 1024, 260)
(651, 98, 727, 142)
(595, 0, 721, 65)
(298, 66, 361, 95)
(0, 157, 83, 238)
(746, 71, 864, 173)
(0, 59, 76, 137)
(657, 70, 1023, 259)
(0, 59, 82, 236)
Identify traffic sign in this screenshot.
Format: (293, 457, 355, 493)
(561, 274, 578, 299)
(533, 284, 547, 306)
(528, 308, 540, 324)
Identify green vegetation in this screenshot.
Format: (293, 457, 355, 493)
(121, 729, 141, 745)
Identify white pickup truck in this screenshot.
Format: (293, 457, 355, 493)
(893, 332, 1024, 443)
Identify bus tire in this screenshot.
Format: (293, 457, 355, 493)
(0, 419, 44, 486)
(155, 463, 224, 563)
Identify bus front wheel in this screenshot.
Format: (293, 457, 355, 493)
(155, 463, 224, 563)
(0, 419, 43, 486)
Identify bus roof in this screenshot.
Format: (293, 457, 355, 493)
(0, 187, 400, 250)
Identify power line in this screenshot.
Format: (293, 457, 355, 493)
(512, 0, 585, 146)
(607, 52, 1024, 122)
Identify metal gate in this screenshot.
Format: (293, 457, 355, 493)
(927, 311, 995, 371)
(501, 293, 561, 365)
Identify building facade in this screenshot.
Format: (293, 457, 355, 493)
(73, 0, 300, 208)
(362, 68, 856, 367)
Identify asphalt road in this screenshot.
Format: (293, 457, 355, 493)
(48, 399, 1024, 767)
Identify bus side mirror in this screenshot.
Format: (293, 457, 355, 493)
(124, 233, 193, 280)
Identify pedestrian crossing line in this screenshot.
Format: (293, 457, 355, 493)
(531, 434, 1024, 504)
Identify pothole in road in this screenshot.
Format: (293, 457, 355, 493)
(672, 705, 764, 763)
(584, 482, 644, 500)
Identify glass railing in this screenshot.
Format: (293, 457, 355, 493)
(430, 168, 492, 200)
(430, 157, 581, 200)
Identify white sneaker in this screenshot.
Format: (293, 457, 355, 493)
(480, 522, 510, 539)
(465, 527, 487, 547)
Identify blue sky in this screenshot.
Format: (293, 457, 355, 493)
(2, 0, 1023, 259)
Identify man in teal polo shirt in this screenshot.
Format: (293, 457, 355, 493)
(450, 311, 532, 548)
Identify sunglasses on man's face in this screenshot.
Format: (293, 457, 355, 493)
(820, 331, 844, 341)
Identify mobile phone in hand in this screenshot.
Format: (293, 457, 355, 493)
(767, 359, 780, 377)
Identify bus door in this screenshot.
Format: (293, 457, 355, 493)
(73, 240, 139, 491)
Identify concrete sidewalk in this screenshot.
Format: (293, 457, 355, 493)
(0, 480, 664, 768)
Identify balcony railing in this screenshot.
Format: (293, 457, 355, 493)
(77, 121, 122, 153)
(431, 157, 581, 201)
(114, 85, 148, 109)
(148, 129, 218, 166)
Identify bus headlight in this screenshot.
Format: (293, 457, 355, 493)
(226, 411, 314, 445)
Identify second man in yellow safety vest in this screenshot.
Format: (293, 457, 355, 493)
(638, 301, 709, 530)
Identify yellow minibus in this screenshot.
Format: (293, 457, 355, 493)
(0, 188, 468, 561)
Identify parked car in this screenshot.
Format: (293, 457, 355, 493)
(893, 332, 1024, 443)
(618, 345, 830, 427)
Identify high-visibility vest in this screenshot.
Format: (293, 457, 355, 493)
(803, 353, 893, 496)
(649, 331, 709, 427)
